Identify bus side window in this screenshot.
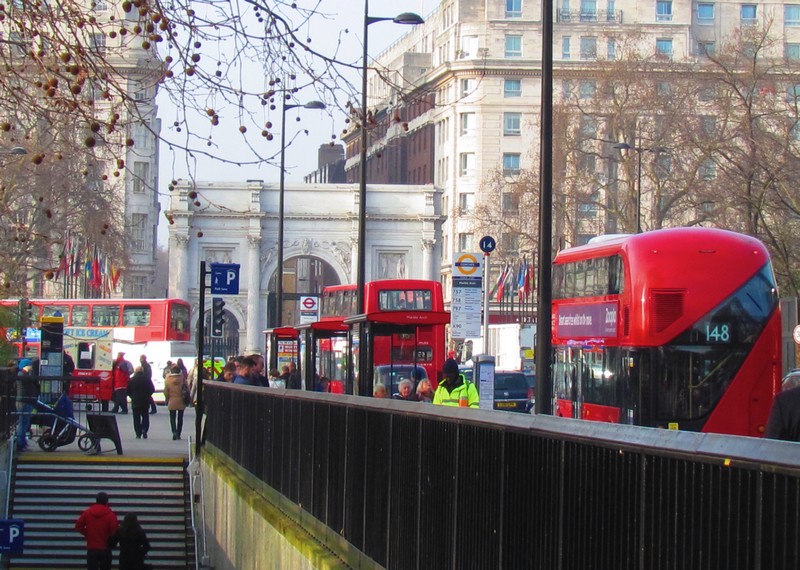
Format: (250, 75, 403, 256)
(77, 342, 94, 369)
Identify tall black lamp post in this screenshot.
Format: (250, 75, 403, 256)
(276, 99, 326, 327)
(356, 3, 424, 317)
(614, 141, 667, 234)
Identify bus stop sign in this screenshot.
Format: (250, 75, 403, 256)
(210, 263, 240, 295)
(0, 519, 24, 554)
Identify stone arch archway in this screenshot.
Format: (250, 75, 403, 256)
(268, 256, 340, 327)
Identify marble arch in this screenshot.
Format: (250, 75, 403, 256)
(167, 181, 444, 355)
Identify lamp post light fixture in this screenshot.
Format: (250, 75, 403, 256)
(356, 3, 424, 317)
(614, 141, 667, 234)
(276, 98, 326, 327)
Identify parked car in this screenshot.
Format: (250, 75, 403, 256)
(492, 371, 533, 413)
(374, 365, 427, 396)
(782, 369, 800, 391)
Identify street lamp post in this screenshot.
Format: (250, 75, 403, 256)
(276, 99, 326, 327)
(356, 4, 424, 316)
(354, 3, 423, 396)
(614, 141, 667, 233)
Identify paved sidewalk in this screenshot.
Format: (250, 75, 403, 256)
(20, 406, 196, 459)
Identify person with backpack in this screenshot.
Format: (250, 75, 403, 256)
(433, 358, 479, 408)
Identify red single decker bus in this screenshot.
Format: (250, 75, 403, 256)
(1, 298, 191, 404)
(319, 279, 449, 389)
(551, 228, 780, 437)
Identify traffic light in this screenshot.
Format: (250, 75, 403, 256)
(18, 299, 37, 330)
(211, 297, 225, 337)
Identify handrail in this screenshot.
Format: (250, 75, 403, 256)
(186, 436, 208, 569)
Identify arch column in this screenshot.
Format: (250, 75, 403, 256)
(421, 239, 436, 281)
(245, 235, 262, 354)
(172, 235, 190, 300)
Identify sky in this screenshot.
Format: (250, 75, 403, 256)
(156, 0, 438, 245)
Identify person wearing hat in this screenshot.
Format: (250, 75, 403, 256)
(14, 358, 39, 451)
(433, 358, 479, 408)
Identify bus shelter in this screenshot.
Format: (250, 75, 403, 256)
(264, 326, 299, 373)
(296, 321, 349, 393)
(345, 311, 450, 397)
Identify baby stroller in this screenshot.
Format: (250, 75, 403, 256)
(33, 393, 101, 454)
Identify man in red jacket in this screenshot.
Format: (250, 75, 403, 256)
(75, 491, 119, 570)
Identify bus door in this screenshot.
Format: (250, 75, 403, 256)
(553, 346, 580, 419)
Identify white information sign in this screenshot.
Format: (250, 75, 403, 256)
(451, 253, 483, 338)
(478, 362, 495, 410)
(299, 295, 319, 325)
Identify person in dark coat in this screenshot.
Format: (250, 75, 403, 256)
(110, 513, 150, 570)
(765, 385, 800, 442)
(75, 492, 119, 570)
(127, 366, 155, 439)
(139, 354, 157, 414)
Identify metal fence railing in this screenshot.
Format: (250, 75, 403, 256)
(204, 382, 800, 570)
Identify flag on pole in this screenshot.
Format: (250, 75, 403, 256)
(491, 263, 508, 300)
(517, 257, 527, 300)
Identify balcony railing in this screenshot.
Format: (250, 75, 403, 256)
(557, 9, 623, 24)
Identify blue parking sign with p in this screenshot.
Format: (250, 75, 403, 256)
(210, 263, 240, 295)
(0, 519, 24, 554)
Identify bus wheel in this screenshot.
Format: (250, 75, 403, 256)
(38, 433, 57, 452)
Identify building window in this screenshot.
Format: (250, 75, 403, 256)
(458, 233, 474, 252)
(656, 38, 673, 59)
(698, 41, 715, 57)
(787, 84, 800, 103)
(607, 38, 616, 60)
(134, 124, 149, 149)
(460, 112, 475, 135)
(580, 36, 597, 60)
(697, 2, 714, 22)
(505, 35, 522, 57)
(459, 193, 475, 213)
(127, 276, 147, 298)
(657, 81, 671, 97)
(787, 5, 800, 26)
(654, 154, 672, 180)
(502, 233, 520, 253)
(578, 80, 596, 99)
(503, 112, 522, 136)
(580, 0, 597, 21)
(699, 159, 717, 180)
(656, 1, 673, 21)
(562, 36, 571, 59)
(90, 33, 106, 53)
(741, 4, 757, 24)
(504, 79, 522, 97)
(503, 153, 521, 175)
(502, 192, 520, 213)
(700, 115, 716, 136)
(461, 78, 476, 97)
(460, 35, 478, 58)
(506, 0, 522, 18)
(607, 0, 616, 19)
(787, 43, 800, 60)
(459, 152, 475, 176)
(130, 214, 148, 252)
(133, 161, 149, 194)
(562, 79, 574, 100)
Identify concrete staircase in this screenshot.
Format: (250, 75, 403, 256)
(8, 454, 194, 569)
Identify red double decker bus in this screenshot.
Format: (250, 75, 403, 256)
(1, 298, 192, 404)
(551, 228, 780, 437)
(317, 279, 449, 391)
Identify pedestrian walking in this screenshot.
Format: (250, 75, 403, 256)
(433, 358, 479, 408)
(75, 492, 119, 570)
(139, 355, 157, 414)
(127, 366, 155, 439)
(14, 358, 38, 452)
(111, 352, 133, 414)
(765, 385, 800, 441)
(164, 365, 188, 440)
(110, 513, 151, 570)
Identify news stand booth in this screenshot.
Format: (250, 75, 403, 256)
(28, 316, 123, 454)
(264, 327, 299, 375)
(295, 321, 349, 393)
(344, 310, 451, 397)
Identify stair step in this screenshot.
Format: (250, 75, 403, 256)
(10, 457, 193, 569)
